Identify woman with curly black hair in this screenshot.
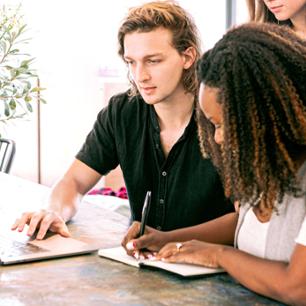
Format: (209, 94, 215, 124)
(155, 23, 306, 304)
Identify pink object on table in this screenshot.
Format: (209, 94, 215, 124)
(88, 186, 128, 199)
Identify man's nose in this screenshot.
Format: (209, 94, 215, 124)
(135, 63, 150, 82)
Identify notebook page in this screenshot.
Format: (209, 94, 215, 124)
(141, 259, 223, 277)
(98, 246, 140, 268)
(98, 246, 224, 276)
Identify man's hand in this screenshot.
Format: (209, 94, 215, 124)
(11, 209, 70, 240)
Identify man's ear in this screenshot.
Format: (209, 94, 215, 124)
(182, 46, 197, 69)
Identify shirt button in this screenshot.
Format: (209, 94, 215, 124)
(159, 199, 164, 204)
(155, 144, 159, 149)
(156, 226, 162, 230)
(162, 171, 167, 176)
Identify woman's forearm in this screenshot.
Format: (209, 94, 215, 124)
(165, 212, 238, 245)
(217, 245, 306, 305)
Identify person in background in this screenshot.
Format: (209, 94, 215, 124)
(247, 0, 306, 39)
(153, 23, 306, 304)
(12, 1, 233, 239)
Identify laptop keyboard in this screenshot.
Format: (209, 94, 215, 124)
(0, 235, 48, 258)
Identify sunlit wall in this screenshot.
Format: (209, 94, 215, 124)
(3, 0, 227, 185)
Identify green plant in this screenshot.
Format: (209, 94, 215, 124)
(0, 5, 45, 132)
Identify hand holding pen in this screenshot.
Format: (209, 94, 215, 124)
(122, 191, 171, 258)
(138, 191, 151, 237)
(121, 191, 156, 256)
(126, 191, 151, 259)
(131, 191, 152, 259)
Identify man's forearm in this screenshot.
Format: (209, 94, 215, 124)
(48, 178, 83, 222)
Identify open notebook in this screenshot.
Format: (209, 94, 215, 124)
(99, 246, 224, 277)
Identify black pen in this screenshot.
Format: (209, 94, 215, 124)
(139, 191, 151, 237)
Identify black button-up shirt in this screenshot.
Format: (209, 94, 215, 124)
(77, 92, 233, 231)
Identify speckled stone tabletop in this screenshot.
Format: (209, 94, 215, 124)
(0, 173, 285, 306)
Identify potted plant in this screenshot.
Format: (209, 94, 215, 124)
(0, 5, 44, 137)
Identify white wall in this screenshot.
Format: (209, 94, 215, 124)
(3, 0, 226, 186)
(235, 0, 249, 24)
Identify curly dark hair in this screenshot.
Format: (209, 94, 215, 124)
(117, 1, 201, 97)
(197, 22, 306, 209)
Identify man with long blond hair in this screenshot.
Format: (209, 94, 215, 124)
(12, 1, 233, 239)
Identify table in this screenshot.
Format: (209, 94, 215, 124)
(0, 173, 285, 306)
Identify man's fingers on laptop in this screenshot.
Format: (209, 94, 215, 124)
(36, 222, 69, 240)
(35, 215, 57, 240)
(57, 224, 71, 238)
(30, 213, 52, 239)
(26, 210, 47, 236)
(12, 212, 33, 232)
(34, 212, 65, 239)
(11, 218, 21, 230)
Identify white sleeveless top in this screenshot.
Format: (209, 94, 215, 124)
(235, 161, 306, 261)
(296, 216, 306, 245)
(237, 209, 269, 257)
(238, 209, 306, 257)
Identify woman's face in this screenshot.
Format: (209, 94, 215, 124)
(263, 0, 306, 21)
(198, 84, 224, 145)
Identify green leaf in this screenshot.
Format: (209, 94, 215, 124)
(4, 101, 10, 116)
(17, 67, 28, 75)
(20, 58, 33, 68)
(4, 65, 14, 70)
(0, 5, 46, 123)
(10, 69, 17, 79)
(22, 87, 27, 95)
(24, 80, 31, 90)
(30, 86, 46, 93)
(9, 98, 16, 110)
(9, 48, 20, 54)
(25, 95, 32, 102)
(16, 24, 27, 37)
(25, 101, 33, 112)
(0, 90, 9, 98)
(0, 40, 7, 53)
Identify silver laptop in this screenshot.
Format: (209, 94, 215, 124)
(0, 230, 98, 265)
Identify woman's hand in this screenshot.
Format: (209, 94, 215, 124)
(156, 239, 226, 268)
(121, 221, 170, 257)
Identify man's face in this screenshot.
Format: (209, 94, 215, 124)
(123, 27, 192, 105)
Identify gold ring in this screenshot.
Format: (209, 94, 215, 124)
(176, 242, 183, 251)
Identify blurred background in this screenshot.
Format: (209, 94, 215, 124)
(1, 0, 248, 187)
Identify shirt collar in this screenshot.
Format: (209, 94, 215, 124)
(149, 104, 196, 137)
